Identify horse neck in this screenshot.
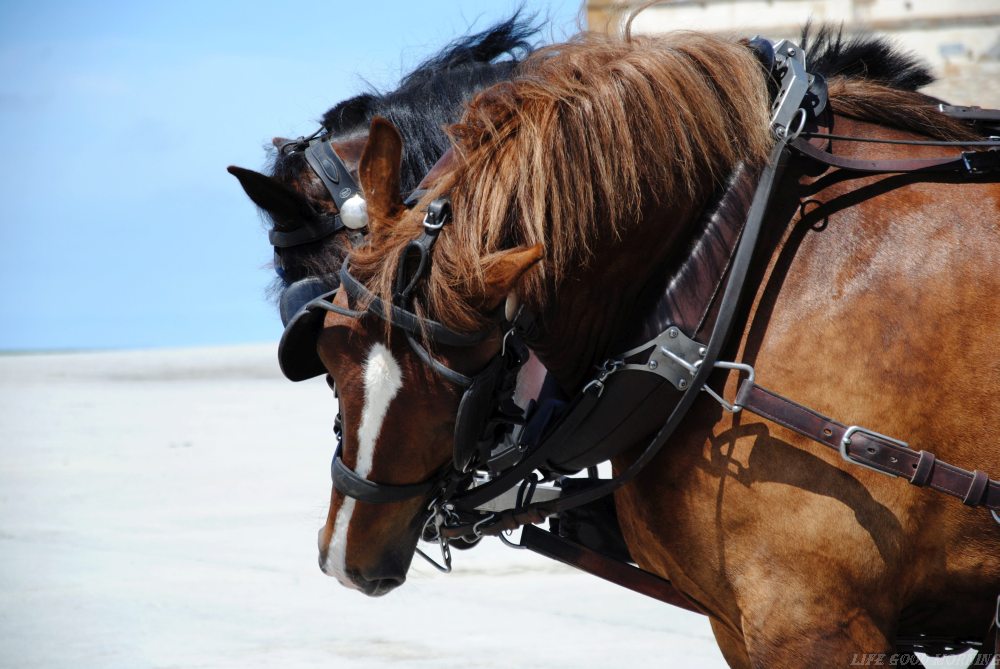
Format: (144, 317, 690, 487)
(526, 196, 705, 393)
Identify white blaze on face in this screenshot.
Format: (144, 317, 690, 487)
(323, 343, 403, 587)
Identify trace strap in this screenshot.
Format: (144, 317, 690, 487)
(735, 381, 1000, 511)
(790, 136, 1000, 176)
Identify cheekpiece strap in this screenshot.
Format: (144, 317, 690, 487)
(304, 136, 362, 213)
(394, 198, 453, 303)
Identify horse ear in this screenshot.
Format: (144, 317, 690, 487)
(480, 244, 545, 311)
(227, 166, 315, 221)
(358, 117, 405, 225)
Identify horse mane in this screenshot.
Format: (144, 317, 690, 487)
(803, 24, 933, 91)
(264, 14, 540, 294)
(352, 27, 983, 335)
(801, 24, 979, 141)
(271, 14, 540, 195)
(352, 31, 774, 334)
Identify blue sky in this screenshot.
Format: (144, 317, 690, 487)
(0, 1, 583, 350)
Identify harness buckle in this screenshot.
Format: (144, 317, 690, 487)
(702, 362, 756, 413)
(961, 148, 1000, 176)
(422, 198, 452, 232)
(840, 425, 909, 477)
(584, 360, 624, 397)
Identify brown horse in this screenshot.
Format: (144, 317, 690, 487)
(312, 29, 1000, 666)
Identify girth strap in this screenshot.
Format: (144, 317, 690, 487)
(735, 381, 1000, 510)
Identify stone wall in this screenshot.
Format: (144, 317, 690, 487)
(587, 0, 1000, 107)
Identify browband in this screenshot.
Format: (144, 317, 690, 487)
(337, 263, 490, 347)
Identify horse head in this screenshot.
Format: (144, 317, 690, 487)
(228, 133, 369, 283)
(315, 118, 542, 595)
(310, 31, 773, 594)
(227, 16, 540, 362)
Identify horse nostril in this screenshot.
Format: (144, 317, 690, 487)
(317, 528, 331, 572)
(365, 576, 405, 597)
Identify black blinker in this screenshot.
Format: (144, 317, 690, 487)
(279, 276, 339, 327)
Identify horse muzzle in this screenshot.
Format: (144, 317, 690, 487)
(317, 526, 410, 596)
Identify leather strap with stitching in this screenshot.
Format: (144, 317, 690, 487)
(789, 137, 1000, 176)
(331, 443, 439, 504)
(735, 381, 1000, 510)
(338, 264, 491, 347)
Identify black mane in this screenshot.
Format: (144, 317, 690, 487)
(265, 14, 540, 292)
(802, 23, 935, 91)
(274, 14, 539, 194)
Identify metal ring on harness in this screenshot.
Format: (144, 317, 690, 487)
(777, 107, 808, 141)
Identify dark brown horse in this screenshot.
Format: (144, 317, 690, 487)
(227, 16, 538, 344)
(309, 29, 999, 666)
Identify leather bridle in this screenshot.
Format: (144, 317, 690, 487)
(273, 132, 442, 380)
(300, 198, 530, 512)
(273, 131, 364, 249)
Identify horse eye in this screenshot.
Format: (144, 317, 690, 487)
(326, 375, 337, 393)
